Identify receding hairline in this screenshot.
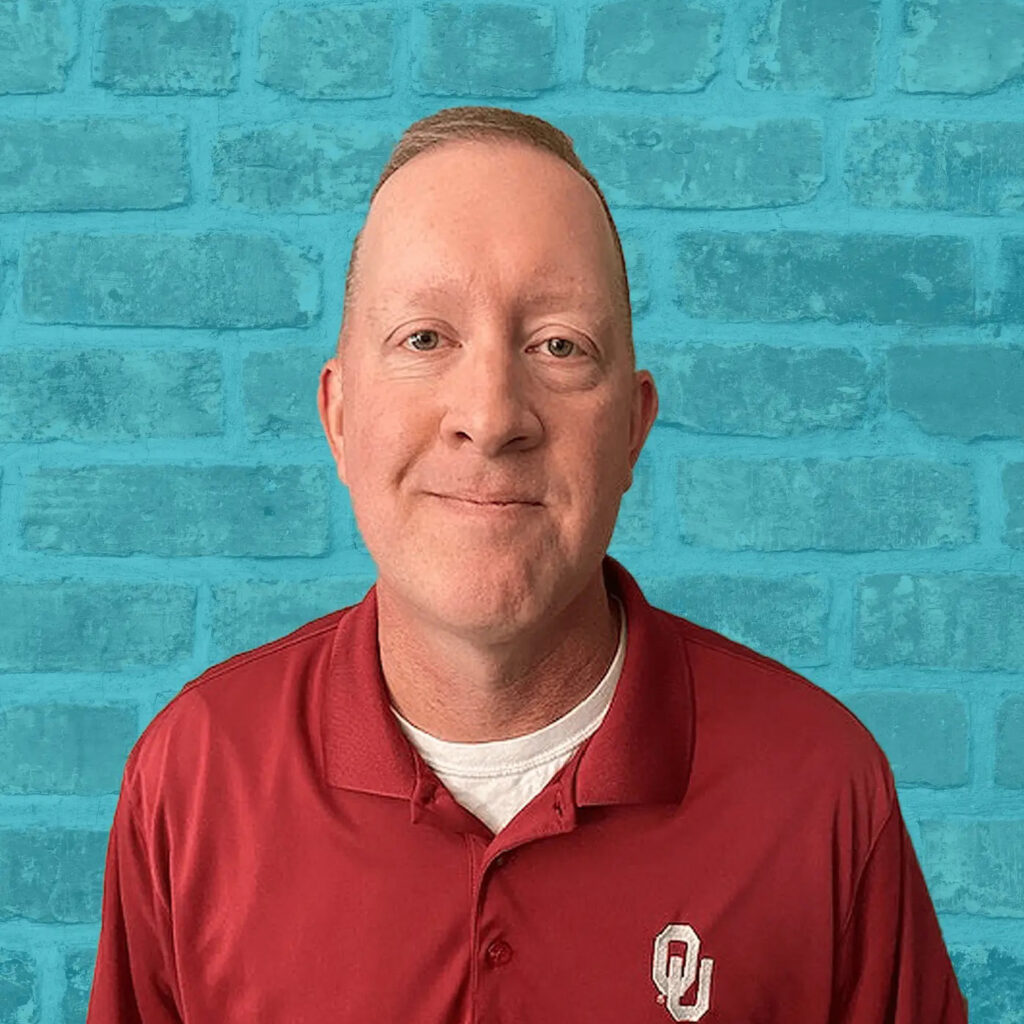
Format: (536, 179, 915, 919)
(337, 107, 634, 366)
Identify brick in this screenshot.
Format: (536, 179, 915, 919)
(0, 580, 194, 673)
(95, 5, 237, 94)
(888, 345, 1024, 440)
(950, 945, 1024, 1021)
(63, 949, 94, 1023)
(0, 118, 187, 212)
(243, 346, 326, 438)
(0, 348, 221, 441)
(846, 119, 1024, 215)
(258, 5, 395, 98)
(214, 122, 394, 212)
(742, 0, 879, 97)
(996, 695, 1024, 787)
(584, 0, 722, 92)
(0, 704, 138, 795)
(0, 829, 106, 923)
(620, 230, 650, 314)
(415, 4, 556, 96)
(210, 577, 374, 658)
(22, 232, 320, 328)
(0, 239, 9, 315)
(675, 232, 974, 324)
(0, 0, 73, 94)
(841, 691, 968, 786)
(558, 116, 822, 209)
(609, 457, 653, 549)
(677, 458, 975, 551)
(642, 574, 829, 667)
(646, 343, 869, 435)
(919, 819, 1024, 917)
(899, 0, 1024, 94)
(0, 949, 39, 1023)
(998, 237, 1024, 319)
(23, 465, 331, 557)
(1007, 464, 1024, 548)
(855, 574, 1024, 670)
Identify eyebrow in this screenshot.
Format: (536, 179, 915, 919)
(370, 279, 610, 318)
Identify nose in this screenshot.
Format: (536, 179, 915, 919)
(440, 337, 543, 457)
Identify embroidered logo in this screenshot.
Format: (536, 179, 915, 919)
(652, 923, 713, 1021)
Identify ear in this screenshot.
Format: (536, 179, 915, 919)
(317, 356, 348, 486)
(625, 369, 658, 490)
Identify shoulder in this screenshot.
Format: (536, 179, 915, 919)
(119, 607, 351, 818)
(675, 615, 895, 804)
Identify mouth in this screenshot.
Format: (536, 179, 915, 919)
(430, 493, 542, 511)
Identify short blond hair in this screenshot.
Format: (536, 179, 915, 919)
(340, 105, 633, 364)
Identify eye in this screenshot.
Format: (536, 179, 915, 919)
(399, 329, 585, 359)
(542, 337, 578, 359)
(402, 329, 442, 352)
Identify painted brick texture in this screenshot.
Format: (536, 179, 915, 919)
(0, 118, 189, 211)
(2, 0, 1020, 1014)
(0, 830, 106, 923)
(0, 948, 39, 1021)
(676, 232, 974, 323)
(0, 581, 194, 673)
(562, 116, 824, 208)
(0, 0, 74, 94)
(258, 6, 396, 98)
(899, 0, 1024, 94)
(22, 465, 331, 556)
(414, 5, 557, 96)
(0, 348, 222, 441)
(213, 122, 394, 211)
(842, 691, 969, 787)
(677, 458, 975, 551)
(94, 5, 238, 94)
(584, 0, 723, 92)
(846, 119, 1024, 214)
(742, 0, 880, 97)
(647, 343, 870, 435)
(22, 232, 321, 327)
(920, 820, 1024, 917)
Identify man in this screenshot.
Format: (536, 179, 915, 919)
(87, 106, 967, 1022)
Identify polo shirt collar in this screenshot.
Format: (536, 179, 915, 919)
(322, 555, 694, 812)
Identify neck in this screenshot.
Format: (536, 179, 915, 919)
(377, 569, 620, 743)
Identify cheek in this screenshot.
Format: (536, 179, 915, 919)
(575, 398, 632, 491)
(342, 392, 430, 505)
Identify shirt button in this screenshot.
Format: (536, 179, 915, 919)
(486, 940, 513, 967)
(494, 854, 506, 867)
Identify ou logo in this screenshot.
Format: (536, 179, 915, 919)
(652, 923, 714, 1021)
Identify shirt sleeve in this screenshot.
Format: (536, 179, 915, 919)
(831, 793, 968, 1023)
(86, 783, 184, 1024)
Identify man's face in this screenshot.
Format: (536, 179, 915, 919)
(319, 139, 657, 641)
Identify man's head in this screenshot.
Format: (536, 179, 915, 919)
(339, 106, 635, 366)
(318, 106, 658, 643)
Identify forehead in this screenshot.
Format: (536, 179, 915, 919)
(356, 140, 620, 313)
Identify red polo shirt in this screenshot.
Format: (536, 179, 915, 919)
(87, 556, 967, 1023)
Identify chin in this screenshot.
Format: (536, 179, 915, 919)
(402, 552, 553, 633)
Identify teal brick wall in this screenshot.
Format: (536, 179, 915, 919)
(0, 0, 1021, 1019)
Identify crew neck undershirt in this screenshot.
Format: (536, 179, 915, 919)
(390, 595, 627, 834)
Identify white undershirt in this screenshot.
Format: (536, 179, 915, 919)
(391, 595, 627, 835)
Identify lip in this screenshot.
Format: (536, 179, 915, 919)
(430, 493, 542, 511)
